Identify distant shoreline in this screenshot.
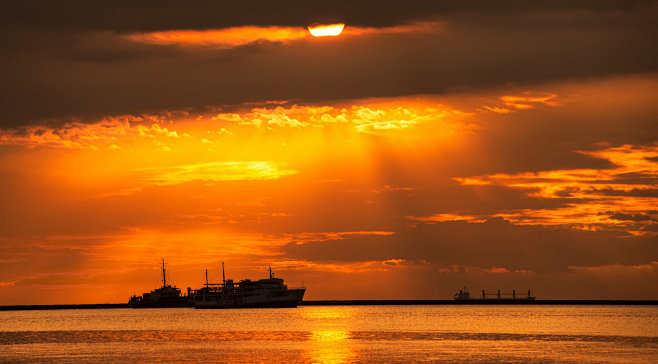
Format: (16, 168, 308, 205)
(300, 300, 658, 306)
(1, 300, 657, 311)
(0, 303, 129, 311)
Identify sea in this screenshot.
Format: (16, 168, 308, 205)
(0, 305, 657, 363)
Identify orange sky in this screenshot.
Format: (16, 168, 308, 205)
(0, 2, 657, 304)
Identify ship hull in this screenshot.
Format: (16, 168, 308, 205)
(453, 298, 536, 304)
(129, 300, 193, 308)
(195, 301, 301, 309)
(195, 288, 305, 309)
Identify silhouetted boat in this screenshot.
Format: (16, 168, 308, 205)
(454, 287, 535, 301)
(128, 259, 192, 308)
(191, 263, 305, 309)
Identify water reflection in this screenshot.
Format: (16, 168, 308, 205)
(301, 306, 356, 320)
(301, 308, 355, 363)
(0, 306, 656, 363)
(309, 330, 353, 364)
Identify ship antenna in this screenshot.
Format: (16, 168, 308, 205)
(222, 261, 226, 286)
(161, 258, 167, 287)
(205, 269, 208, 288)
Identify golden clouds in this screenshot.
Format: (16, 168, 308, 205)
(0, 98, 474, 222)
(408, 213, 484, 223)
(272, 258, 407, 274)
(127, 26, 309, 48)
(0, 98, 473, 158)
(127, 22, 440, 48)
(456, 144, 658, 196)
(1, 76, 656, 303)
(0, 116, 179, 150)
(212, 102, 470, 135)
(454, 144, 658, 234)
(500, 93, 558, 110)
(483, 92, 559, 114)
(1, 90, 653, 238)
(141, 161, 298, 185)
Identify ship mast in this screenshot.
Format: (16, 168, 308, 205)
(269, 264, 273, 279)
(161, 258, 167, 287)
(205, 269, 208, 288)
(222, 261, 226, 286)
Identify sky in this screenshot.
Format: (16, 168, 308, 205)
(0, 0, 657, 304)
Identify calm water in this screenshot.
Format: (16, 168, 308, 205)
(1, 305, 657, 363)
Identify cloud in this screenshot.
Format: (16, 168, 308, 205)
(272, 258, 406, 274)
(2, 1, 653, 32)
(0, 116, 181, 149)
(210, 102, 470, 134)
(483, 92, 559, 112)
(0, 100, 471, 151)
(0, 2, 656, 127)
(128, 27, 310, 48)
(605, 211, 657, 222)
(447, 144, 658, 234)
(127, 23, 437, 49)
(282, 218, 658, 273)
(591, 187, 658, 197)
(140, 161, 298, 186)
(0, 67, 656, 302)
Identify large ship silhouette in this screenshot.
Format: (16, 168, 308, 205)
(454, 287, 535, 301)
(191, 262, 306, 309)
(128, 259, 192, 308)
(128, 260, 305, 309)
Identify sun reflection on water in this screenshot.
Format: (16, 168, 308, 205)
(309, 330, 353, 364)
(299, 307, 356, 363)
(301, 306, 356, 320)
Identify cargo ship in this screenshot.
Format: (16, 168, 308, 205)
(454, 287, 535, 301)
(128, 259, 193, 308)
(191, 263, 305, 309)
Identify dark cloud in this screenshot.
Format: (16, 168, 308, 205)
(606, 172, 658, 185)
(604, 211, 657, 222)
(281, 218, 658, 273)
(1, 0, 653, 32)
(0, 1, 656, 127)
(555, 187, 581, 197)
(591, 187, 658, 197)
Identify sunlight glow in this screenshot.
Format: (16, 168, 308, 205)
(128, 26, 308, 48)
(308, 23, 345, 37)
(310, 330, 353, 364)
(0, 78, 656, 304)
(127, 22, 439, 48)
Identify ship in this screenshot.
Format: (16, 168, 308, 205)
(454, 287, 535, 301)
(128, 259, 193, 308)
(191, 262, 305, 309)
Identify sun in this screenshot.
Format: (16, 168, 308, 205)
(307, 23, 345, 37)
